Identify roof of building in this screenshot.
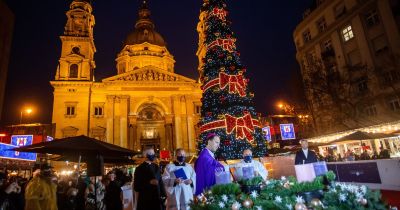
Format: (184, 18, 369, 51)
(124, 0, 166, 47)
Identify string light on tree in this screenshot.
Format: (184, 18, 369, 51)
(197, 0, 267, 159)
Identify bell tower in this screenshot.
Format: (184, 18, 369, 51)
(55, 0, 96, 81)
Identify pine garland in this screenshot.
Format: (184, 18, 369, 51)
(190, 171, 388, 210)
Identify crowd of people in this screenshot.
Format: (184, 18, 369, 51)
(0, 163, 132, 210)
(319, 147, 392, 162)
(0, 133, 269, 210)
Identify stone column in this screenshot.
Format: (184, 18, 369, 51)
(106, 95, 115, 144)
(114, 97, 121, 145)
(119, 95, 129, 148)
(172, 95, 182, 149)
(164, 114, 174, 151)
(184, 96, 195, 155)
(129, 115, 138, 151)
(180, 96, 189, 151)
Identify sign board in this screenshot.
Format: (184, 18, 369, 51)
(160, 150, 171, 159)
(0, 143, 37, 161)
(262, 126, 272, 141)
(11, 135, 33, 147)
(280, 124, 296, 140)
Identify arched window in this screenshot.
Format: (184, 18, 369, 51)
(69, 64, 78, 78)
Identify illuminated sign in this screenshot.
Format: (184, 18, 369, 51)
(262, 126, 272, 141)
(280, 124, 296, 140)
(11, 135, 33, 147)
(0, 143, 36, 161)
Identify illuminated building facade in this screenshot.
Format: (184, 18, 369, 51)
(51, 0, 202, 154)
(294, 0, 400, 134)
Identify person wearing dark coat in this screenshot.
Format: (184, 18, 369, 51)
(104, 171, 122, 210)
(134, 147, 167, 210)
(295, 139, 319, 165)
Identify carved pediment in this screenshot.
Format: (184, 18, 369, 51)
(103, 66, 196, 83)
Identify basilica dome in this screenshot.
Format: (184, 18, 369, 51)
(124, 1, 166, 47)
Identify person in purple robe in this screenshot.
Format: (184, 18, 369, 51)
(194, 133, 225, 195)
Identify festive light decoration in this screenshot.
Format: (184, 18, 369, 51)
(190, 172, 388, 210)
(210, 8, 227, 20)
(242, 198, 253, 208)
(207, 38, 236, 52)
(198, 0, 266, 159)
(200, 113, 261, 143)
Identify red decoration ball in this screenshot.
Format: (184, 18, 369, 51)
(230, 66, 235, 71)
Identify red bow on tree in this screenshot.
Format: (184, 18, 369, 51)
(225, 114, 255, 142)
(219, 72, 247, 96)
(211, 8, 227, 20)
(208, 38, 236, 52)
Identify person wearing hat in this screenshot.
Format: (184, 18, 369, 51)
(194, 133, 225, 195)
(295, 139, 318, 165)
(24, 163, 58, 210)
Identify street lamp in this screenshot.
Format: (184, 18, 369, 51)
(20, 108, 33, 124)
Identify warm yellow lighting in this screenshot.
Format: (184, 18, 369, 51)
(20, 107, 34, 124)
(277, 103, 284, 109)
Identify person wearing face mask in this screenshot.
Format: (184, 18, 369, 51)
(134, 146, 167, 210)
(194, 133, 225, 195)
(24, 163, 58, 210)
(162, 148, 196, 210)
(239, 149, 268, 181)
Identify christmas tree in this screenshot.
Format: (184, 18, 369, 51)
(198, 0, 267, 159)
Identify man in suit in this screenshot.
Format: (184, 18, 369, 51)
(295, 139, 318, 165)
(134, 147, 167, 210)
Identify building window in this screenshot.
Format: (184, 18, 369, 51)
(94, 106, 104, 117)
(302, 29, 312, 43)
(357, 79, 368, 93)
(66, 105, 76, 116)
(194, 105, 201, 114)
(365, 105, 377, 116)
(383, 71, 400, 84)
(322, 39, 333, 51)
(342, 25, 354, 42)
(69, 64, 79, 78)
(316, 17, 327, 32)
(72, 46, 80, 54)
(372, 35, 388, 55)
(334, 3, 346, 19)
(389, 98, 400, 111)
(348, 50, 362, 66)
(365, 10, 380, 27)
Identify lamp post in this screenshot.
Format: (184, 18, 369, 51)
(20, 108, 33, 124)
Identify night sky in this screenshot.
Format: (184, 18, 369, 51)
(2, 0, 313, 125)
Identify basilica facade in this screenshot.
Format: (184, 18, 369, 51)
(51, 0, 202, 154)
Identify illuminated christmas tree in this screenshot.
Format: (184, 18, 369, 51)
(198, 0, 267, 159)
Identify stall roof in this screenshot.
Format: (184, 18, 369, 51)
(316, 131, 398, 146)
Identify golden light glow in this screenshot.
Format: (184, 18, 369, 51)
(25, 108, 33, 114)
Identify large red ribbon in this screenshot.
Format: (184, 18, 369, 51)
(219, 72, 246, 96)
(208, 38, 236, 52)
(226, 114, 255, 142)
(211, 8, 227, 20)
(200, 113, 261, 143)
